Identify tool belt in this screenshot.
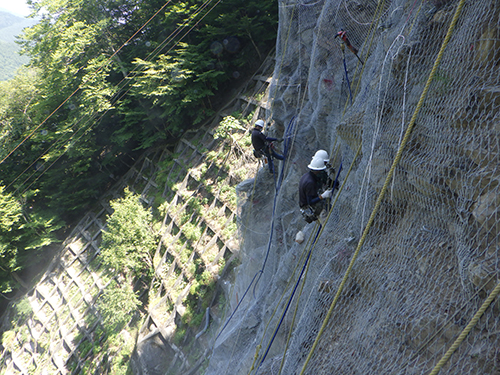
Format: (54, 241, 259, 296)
(300, 206, 317, 223)
(253, 149, 263, 159)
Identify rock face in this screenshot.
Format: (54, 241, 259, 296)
(207, 0, 500, 374)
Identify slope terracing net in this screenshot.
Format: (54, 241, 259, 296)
(0, 55, 276, 374)
(206, 0, 500, 374)
(2, 0, 500, 374)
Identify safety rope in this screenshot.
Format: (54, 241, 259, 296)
(215, 116, 296, 345)
(253, 116, 297, 297)
(340, 43, 353, 106)
(298, 0, 466, 372)
(246, 220, 320, 374)
(429, 280, 500, 375)
(253, 224, 322, 375)
(215, 0, 300, 363)
(249, 136, 345, 375)
(249, 141, 357, 375)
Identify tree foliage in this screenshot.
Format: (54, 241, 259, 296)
(0, 185, 62, 293)
(100, 188, 155, 278)
(0, 0, 277, 297)
(97, 280, 140, 332)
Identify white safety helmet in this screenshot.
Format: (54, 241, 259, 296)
(314, 149, 329, 163)
(255, 119, 265, 128)
(308, 155, 327, 170)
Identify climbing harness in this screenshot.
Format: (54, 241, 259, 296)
(300, 206, 317, 223)
(253, 149, 263, 159)
(215, 117, 296, 344)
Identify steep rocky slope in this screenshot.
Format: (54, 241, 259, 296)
(0, 55, 276, 374)
(206, 0, 500, 374)
(1, 0, 500, 374)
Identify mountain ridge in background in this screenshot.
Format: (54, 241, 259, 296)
(0, 10, 37, 80)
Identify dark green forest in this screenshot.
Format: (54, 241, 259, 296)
(0, 0, 277, 298)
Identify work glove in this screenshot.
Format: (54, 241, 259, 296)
(277, 138, 284, 142)
(320, 189, 333, 199)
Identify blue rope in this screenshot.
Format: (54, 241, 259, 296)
(254, 224, 322, 375)
(342, 52, 353, 105)
(253, 116, 296, 297)
(214, 116, 296, 343)
(214, 271, 260, 343)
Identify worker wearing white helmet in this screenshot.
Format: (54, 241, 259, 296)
(298, 155, 333, 223)
(313, 149, 329, 163)
(251, 119, 284, 174)
(311, 149, 338, 190)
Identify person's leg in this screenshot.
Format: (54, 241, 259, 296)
(272, 150, 284, 160)
(268, 158, 275, 174)
(263, 150, 275, 174)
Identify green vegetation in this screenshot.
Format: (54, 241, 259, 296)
(0, 41, 29, 81)
(0, 296, 33, 357)
(100, 188, 155, 278)
(0, 185, 62, 293)
(97, 281, 140, 332)
(0, 0, 277, 298)
(214, 115, 246, 142)
(95, 189, 156, 374)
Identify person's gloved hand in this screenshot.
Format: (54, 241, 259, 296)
(320, 189, 333, 199)
(277, 138, 284, 142)
(333, 180, 340, 190)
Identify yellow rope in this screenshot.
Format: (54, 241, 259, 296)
(429, 280, 500, 375)
(277, 142, 362, 375)
(247, 222, 320, 375)
(298, 0, 466, 373)
(400, 275, 497, 370)
(407, 0, 425, 36)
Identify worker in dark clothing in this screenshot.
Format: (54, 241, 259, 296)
(299, 156, 333, 223)
(251, 119, 284, 174)
(313, 149, 339, 191)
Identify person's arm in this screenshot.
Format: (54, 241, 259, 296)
(307, 187, 332, 205)
(307, 195, 322, 205)
(265, 135, 278, 142)
(305, 180, 321, 205)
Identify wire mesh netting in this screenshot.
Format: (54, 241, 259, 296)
(1, 0, 500, 374)
(209, 0, 500, 374)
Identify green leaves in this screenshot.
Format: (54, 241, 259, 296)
(100, 188, 155, 277)
(0, 0, 277, 297)
(97, 280, 140, 331)
(0, 185, 62, 293)
(97, 188, 154, 336)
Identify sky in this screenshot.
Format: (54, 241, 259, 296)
(0, 0, 31, 17)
